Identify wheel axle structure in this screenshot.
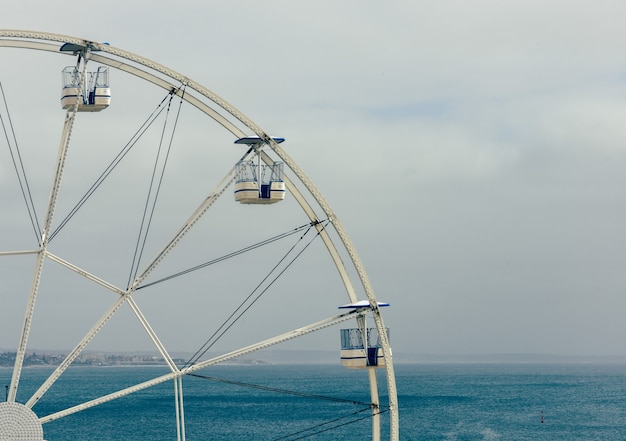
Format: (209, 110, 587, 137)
(0, 30, 398, 441)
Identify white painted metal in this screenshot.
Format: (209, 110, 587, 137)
(369, 368, 381, 441)
(0, 402, 44, 441)
(174, 377, 186, 441)
(45, 251, 126, 295)
(8, 82, 82, 402)
(0, 29, 399, 440)
(39, 309, 366, 424)
(0, 250, 39, 256)
(24, 161, 244, 409)
(130, 158, 248, 289)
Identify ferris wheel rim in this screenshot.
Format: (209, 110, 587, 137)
(0, 29, 398, 440)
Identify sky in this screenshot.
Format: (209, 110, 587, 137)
(2, 1, 626, 360)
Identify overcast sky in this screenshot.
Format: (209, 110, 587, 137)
(2, 1, 626, 359)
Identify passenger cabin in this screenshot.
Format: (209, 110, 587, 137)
(339, 301, 390, 369)
(340, 327, 389, 369)
(234, 160, 285, 204)
(233, 136, 286, 204)
(61, 66, 110, 112)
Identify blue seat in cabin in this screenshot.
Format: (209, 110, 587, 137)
(367, 347, 379, 366)
(260, 184, 271, 199)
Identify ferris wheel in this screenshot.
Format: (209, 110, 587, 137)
(0, 30, 398, 441)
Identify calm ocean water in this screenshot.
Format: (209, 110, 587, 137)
(2, 363, 626, 440)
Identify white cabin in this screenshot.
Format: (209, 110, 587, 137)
(61, 66, 110, 112)
(233, 136, 286, 204)
(340, 327, 389, 369)
(339, 301, 390, 369)
(234, 160, 285, 204)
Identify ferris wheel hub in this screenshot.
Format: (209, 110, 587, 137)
(0, 402, 44, 441)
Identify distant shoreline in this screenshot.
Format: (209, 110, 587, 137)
(2, 349, 626, 367)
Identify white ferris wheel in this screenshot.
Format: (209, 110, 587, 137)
(0, 30, 398, 441)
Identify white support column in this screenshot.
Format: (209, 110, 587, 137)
(174, 377, 186, 441)
(369, 368, 381, 441)
(8, 95, 80, 402)
(178, 377, 186, 441)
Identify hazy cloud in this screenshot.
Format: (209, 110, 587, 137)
(2, 1, 626, 358)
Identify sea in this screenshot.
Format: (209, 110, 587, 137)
(2, 362, 626, 440)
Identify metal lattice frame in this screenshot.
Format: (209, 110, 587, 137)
(0, 29, 398, 441)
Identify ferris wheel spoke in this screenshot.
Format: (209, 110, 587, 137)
(27, 157, 267, 408)
(39, 309, 366, 424)
(45, 252, 125, 295)
(8, 94, 83, 402)
(125, 296, 179, 373)
(39, 371, 177, 424)
(0, 250, 39, 256)
(131, 153, 254, 290)
(183, 309, 366, 374)
(25, 293, 130, 408)
(23, 270, 178, 408)
(8, 250, 46, 403)
(47, 253, 189, 373)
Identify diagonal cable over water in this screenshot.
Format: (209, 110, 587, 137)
(187, 372, 373, 406)
(182, 220, 329, 369)
(274, 408, 390, 441)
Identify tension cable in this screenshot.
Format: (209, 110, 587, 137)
(128, 86, 186, 288)
(273, 407, 390, 441)
(0, 80, 42, 242)
(49, 88, 181, 242)
(183, 219, 329, 369)
(186, 371, 388, 440)
(137, 220, 323, 290)
(187, 372, 372, 406)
